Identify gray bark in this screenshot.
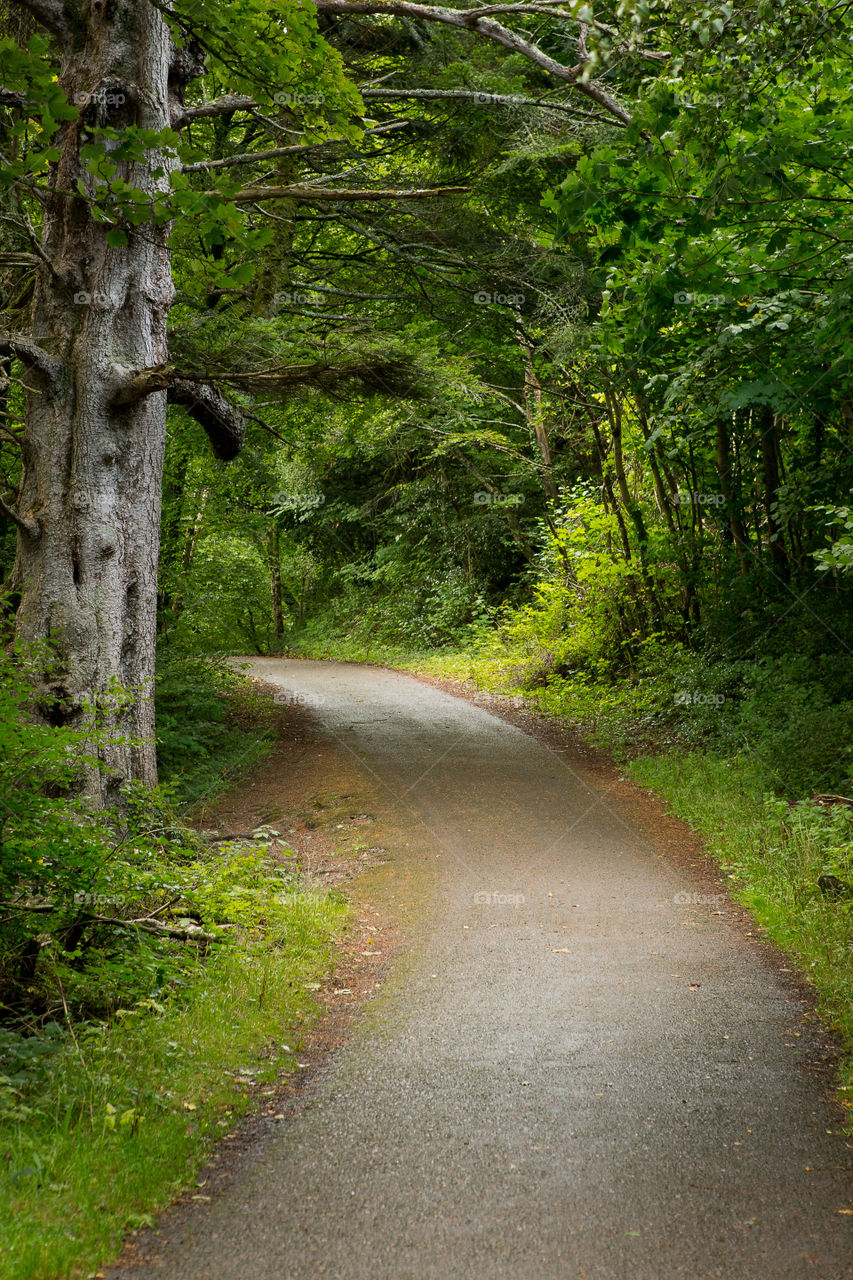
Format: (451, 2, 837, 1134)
(9, 0, 182, 802)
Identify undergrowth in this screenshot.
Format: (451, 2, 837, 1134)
(0, 640, 347, 1279)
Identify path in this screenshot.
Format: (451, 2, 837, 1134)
(113, 659, 852, 1279)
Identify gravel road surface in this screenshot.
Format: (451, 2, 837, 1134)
(111, 659, 853, 1280)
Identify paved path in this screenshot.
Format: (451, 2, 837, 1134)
(115, 659, 852, 1279)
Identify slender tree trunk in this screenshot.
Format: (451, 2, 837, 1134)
(603, 387, 662, 631)
(9, 1, 179, 801)
(715, 418, 749, 573)
(590, 420, 631, 561)
(268, 524, 285, 650)
(517, 327, 557, 502)
(758, 406, 789, 583)
(157, 431, 192, 628)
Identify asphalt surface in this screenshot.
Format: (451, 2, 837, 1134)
(114, 659, 853, 1279)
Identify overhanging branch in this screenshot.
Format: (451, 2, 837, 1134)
(168, 378, 246, 461)
(361, 86, 622, 123)
(171, 93, 257, 127)
(7, 0, 69, 38)
(314, 0, 632, 124)
(0, 331, 62, 383)
(217, 183, 468, 205)
(180, 122, 408, 173)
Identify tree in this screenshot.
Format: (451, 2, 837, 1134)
(0, 0, 470, 799)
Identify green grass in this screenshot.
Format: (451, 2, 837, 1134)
(0, 880, 346, 1280)
(627, 752, 853, 1103)
(155, 651, 278, 812)
(285, 633, 501, 684)
(0, 645, 352, 1279)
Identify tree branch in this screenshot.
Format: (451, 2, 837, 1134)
(2, 902, 220, 942)
(7, 0, 69, 38)
(168, 378, 246, 461)
(0, 493, 40, 540)
(180, 122, 408, 173)
(0, 331, 62, 382)
(111, 367, 247, 459)
(111, 363, 174, 406)
(218, 183, 468, 205)
(171, 93, 257, 127)
(0, 252, 41, 267)
(361, 86, 622, 123)
(313, 0, 632, 124)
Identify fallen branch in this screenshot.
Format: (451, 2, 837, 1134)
(1, 901, 222, 943)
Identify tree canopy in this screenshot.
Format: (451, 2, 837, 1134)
(0, 0, 851, 792)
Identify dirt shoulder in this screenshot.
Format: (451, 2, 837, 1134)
(111, 683, 433, 1274)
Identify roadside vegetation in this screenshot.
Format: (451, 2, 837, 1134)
(2, 0, 853, 1271)
(0, 643, 346, 1280)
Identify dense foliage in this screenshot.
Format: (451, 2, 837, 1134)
(55, 0, 845, 801)
(0, 3, 852, 1268)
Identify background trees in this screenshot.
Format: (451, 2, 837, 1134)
(1, 0, 852, 793)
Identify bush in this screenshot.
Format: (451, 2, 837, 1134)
(155, 650, 274, 807)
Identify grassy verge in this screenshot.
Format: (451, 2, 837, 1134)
(1, 879, 345, 1280)
(628, 752, 853, 1107)
(1, 649, 349, 1280)
(287, 634, 853, 1113)
(155, 650, 278, 812)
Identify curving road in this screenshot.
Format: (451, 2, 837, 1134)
(114, 659, 852, 1279)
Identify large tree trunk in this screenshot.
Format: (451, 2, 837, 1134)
(9, 0, 177, 802)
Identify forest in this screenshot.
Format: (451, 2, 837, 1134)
(1, 0, 852, 1273)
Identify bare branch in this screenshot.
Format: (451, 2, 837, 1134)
(0, 252, 41, 267)
(180, 122, 408, 173)
(361, 86, 623, 123)
(0, 492, 40, 540)
(0, 331, 62, 382)
(111, 363, 174, 407)
(313, 0, 632, 123)
(210, 357, 422, 398)
(171, 93, 257, 127)
(168, 378, 246, 461)
(218, 183, 468, 205)
(7, 0, 69, 38)
(451, 2, 671, 54)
